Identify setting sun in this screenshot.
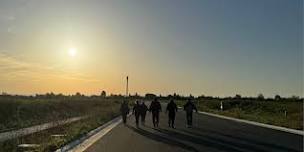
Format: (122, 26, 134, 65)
(68, 48, 77, 57)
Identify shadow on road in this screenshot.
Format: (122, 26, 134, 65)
(182, 127, 301, 152)
(126, 125, 199, 152)
(153, 128, 300, 152)
(154, 128, 245, 152)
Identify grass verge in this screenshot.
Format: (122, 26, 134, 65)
(0, 106, 120, 152)
(175, 99, 303, 130)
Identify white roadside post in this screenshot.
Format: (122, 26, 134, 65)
(284, 110, 287, 117)
(198, 99, 200, 108)
(220, 101, 223, 111)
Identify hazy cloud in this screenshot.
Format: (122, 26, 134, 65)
(0, 52, 100, 82)
(7, 27, 14, 33)
(0, 15, 16, 22)
(5, 16, 16, 21)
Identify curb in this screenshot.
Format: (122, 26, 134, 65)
(178, 107, 303, 136)
(198, 111, 304, 136)
(55, 114, 128, 152)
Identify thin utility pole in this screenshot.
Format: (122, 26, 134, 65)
(126, 76, 129, 97)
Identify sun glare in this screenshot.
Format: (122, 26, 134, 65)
(68, 48, 77, 57)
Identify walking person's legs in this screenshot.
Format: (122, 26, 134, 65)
(122, 114, 127, 124)
(141, 113, 146, 125)
(186, 113, 191, 127)
(168, 113, 171, 127)
(172, 117, 175, 128)
(156, 112, 160, 127)
(152, 113, 156, 127)
(171, 113, 176, 128)
(188, 112, 193, 127)
(168, 112, 175, 128)
(135, 114, 140, 127)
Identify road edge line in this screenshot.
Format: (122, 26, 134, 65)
(55, 114, 129, 152)
(199, 111, 304, 136)
(178, 107, 303, 136)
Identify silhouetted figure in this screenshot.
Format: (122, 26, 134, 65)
(120, 100, 130, 125)
(133, 101, 141, 127)
(140, 102, 148, 125)
(166, 100, 178, 128)
(184, 100, 198, 128)
(149, 98, 162, 127)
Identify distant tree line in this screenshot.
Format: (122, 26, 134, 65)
(0, 91, 303, 102)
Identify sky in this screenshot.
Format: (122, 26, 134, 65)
(0, 0, 302, 97)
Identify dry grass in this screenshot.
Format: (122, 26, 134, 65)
(175, 99, 303, 130)
(0, 96, 122, 152)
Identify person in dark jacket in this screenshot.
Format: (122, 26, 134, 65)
(149, 98, 162, 127)
(166, 100, 178, 128)
(140, 102, 148, 125)
(120, 100, 130, 125)
(183, 99, 198, 128)
(133, 101, 141, 127)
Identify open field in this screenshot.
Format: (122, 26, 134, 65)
(0, 95, 121, 132)
(0, 115, 120, 152)
(0, 95, 125, 151)
(174, 98, 303, 130)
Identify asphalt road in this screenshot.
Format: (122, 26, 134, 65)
(85, 106, 303, 152)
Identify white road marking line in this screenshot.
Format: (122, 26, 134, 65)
(198, 111, 304, 136)
(56, 114, 131, 152)
(178, 107, 303, 136)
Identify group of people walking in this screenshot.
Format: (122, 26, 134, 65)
(120, 98, 198, 128)
(132, 101, 149, 126)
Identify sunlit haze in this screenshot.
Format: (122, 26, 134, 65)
(68, 48, 77, 57)
(0, 0, 302, 97)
